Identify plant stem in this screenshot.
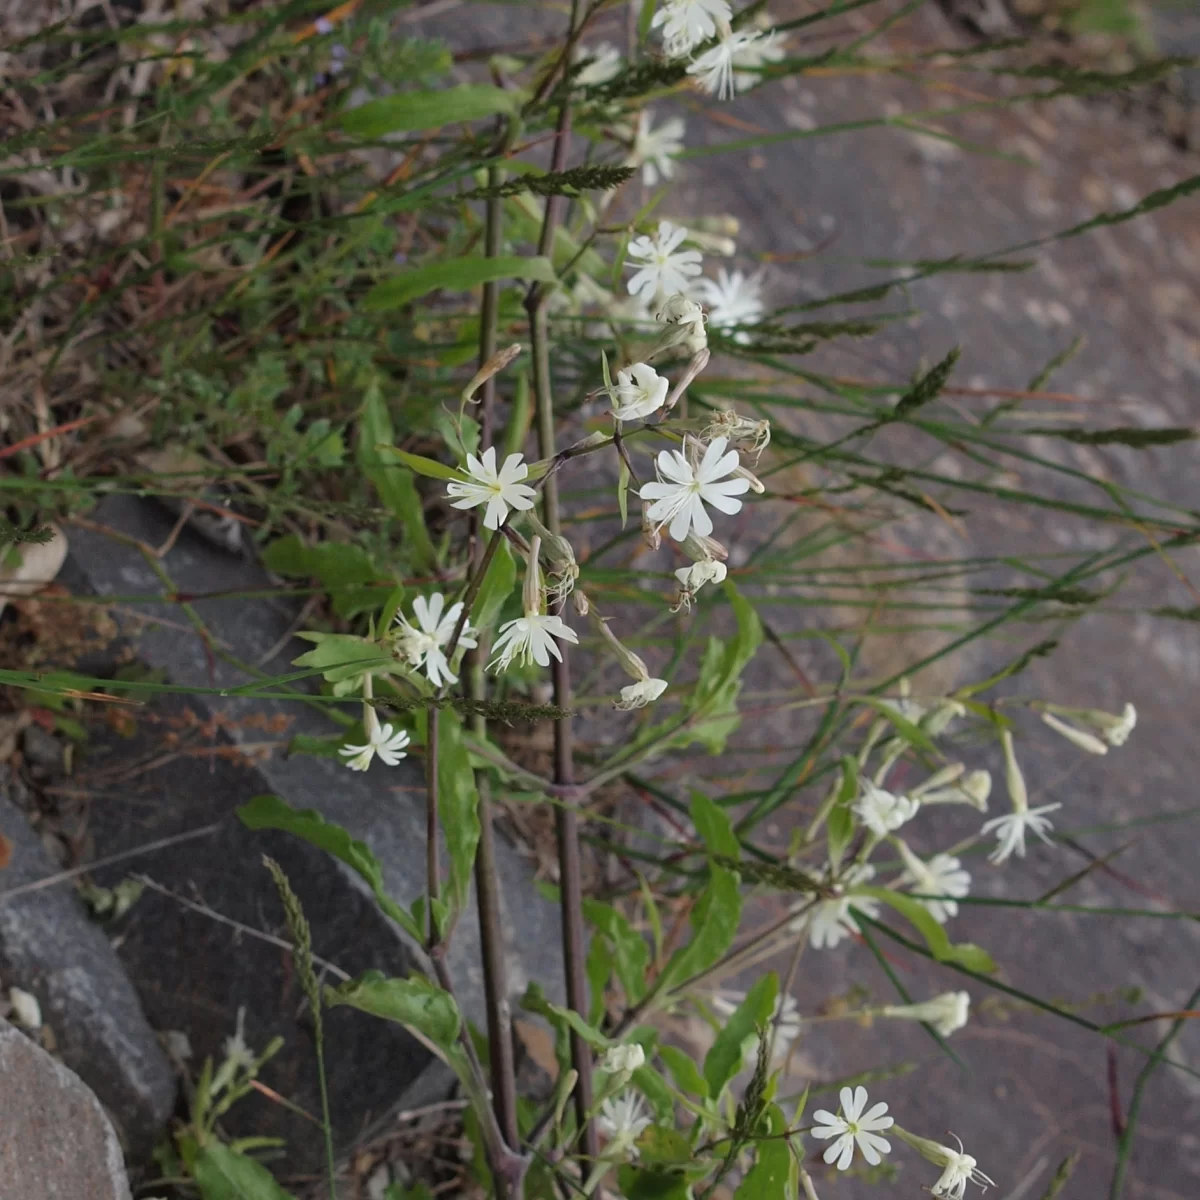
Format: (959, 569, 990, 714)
(471, 174, 522, 1172)
(523, 25, 598, 1159)
(425, 706, 440, 947)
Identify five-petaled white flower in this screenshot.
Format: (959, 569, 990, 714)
(618, 677, 668, 710)
(626, 221, 703, 302)
(628, 111, 686, 187)
(882, 991, 970, 1038)
(811, 1086, 894, 1170)
(980, 803, 1060, 864)
(853, 781, 919, 838)
(698, 267, 764, 341)
(394, 592, 476, 688)
(640, 436, 750, 542)
(338, 708, 411, 772)
(688, 29, 770, 101)
(611, 362, 670, 422)
(445, 447, 537, 530)
(652, 0, 732, 56)
(490, 612, 578, 672)
(799, 864, 880, 950)
(597, 1090, 652, 1158)
(897, 841, 971, 924)
(575, 41, 622, 86)
(601, 1043, 646, 1076)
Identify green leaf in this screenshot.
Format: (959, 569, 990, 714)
(261, 535, 388, 618)
(618, 455, 631, 529)
(193, 1142, 297, 1200)
(435, 708, 480, 917)
(326, 970, 462, 1053)
(657, 794, 743, 993)
(861, 697, 936, 751)
(521, 981, 610, 1048)
(375, 446, 465, 481)
(637, 1126, 693, 1166)
(705, 972, 778, 1099)
(632, 1061, 677, 1122)
(617, 1166, 693, 1200)
(856, 888, 996, 973)
(238, 796, 420, 940)
(583, 898, 650, 1006)
(659, 1045, 708, 1098)
(472, 538, 517, 630)
(365, 255, 556, 311)
(291, 632, 394, 684)
(341, 85, 518, 138)
(734, 1103, 794, 1200)
(826, 756, 858, 869)
(358, 383, 435, 569)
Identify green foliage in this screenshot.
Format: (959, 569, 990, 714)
(704, 973, 778, 1099)
(365, 255, 557, 311)
(193, 1142, 298, 1200)
(262, 535, 391, 618)
(433, 708, 480, 919)
(459, 165, 637, 200)
(326, 970, 463, 1056)
(856, 888, 996, 973)
(341, 85, 519, 138)
(734, 1103, 795, 1199)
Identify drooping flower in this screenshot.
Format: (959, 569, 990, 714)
(338, 707, 411, 772)
(732, 23, 785, 91)
(896, 840, 971, 924)
(653, 292, 709, 356)
(894, 1129, 995, 1199)
(394, 592, 476, 688)
(601, 1042, 646, 1077)
(1041, 711, 1109, 755)
(652, 0, 732, 56)
(618, 677, 669, 710)
(445, 446, 537, 530)
(676, 557, 727, 593)
(489, 536, 579, 673)
(853, 780, 920, 838)
(639, 435, 750, 542)
(625, 220, 703, 302)
(881, 991, 970, 1038)
(627, 110, 686, 187)
(1039, 702, 1137, 752)
(698, 267, 765, 342)
(798, 864, 881, 950)
(811, 1085, 894, 1170)
(1101, 702, 1137, 746)
(980, 804, 1060, 864)
(575, 41, 622, 86)
(610, 362, 670, 422)
(917, 766, 991, 812)
(687, 29, 770, 101)
(597, 1090, 652, 1159)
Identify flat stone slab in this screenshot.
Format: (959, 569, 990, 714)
(56, 494, 562, 1174)
(0, 776, 175, 1162)
(0, 1016, 131, 1200)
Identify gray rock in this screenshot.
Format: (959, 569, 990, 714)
(20, 725, 63, 776)
(57, 494, 563, 1173)
(0, 784, 177, 1162)
(0, 1016, 131, 1200)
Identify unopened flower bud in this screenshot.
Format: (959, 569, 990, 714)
(1000, 729, 1027, 813)
(602, 1042, 646, 1077)
(572, 590, 590, 617)
(732, 463, 766, 494)
(924, 699, 966, 737)
(523, 535, 543, 615)
(880, 991, 970, 1038)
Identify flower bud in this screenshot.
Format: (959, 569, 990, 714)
(601, 1042, 646, 1077)
(1000, 729, 1027, 813)
(523, 513, 579, 600)
(1041, 711, 1108, 755)
(572, 590, 590, 617)
(523, 535, 543, 616)
(651, 293, 708, 357)
(880, 991, 970, 1038)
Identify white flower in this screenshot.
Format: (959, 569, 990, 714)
(1102, 702, 1137, 746)
(611, 362, 670, 421)
(618, 677, 668, 709)
(576, 41, 622, 85)
(852, 781, 919, 838)
(811, 1085, 894, 1170)
(919, 768, 991, 812)
(626, 220, 703, 302)
(687, 29, 769, 101)
(8, 987, 41, 1031)
(881, 991, 970, 1038)
(489, 612, 578, 671)
(732, 24, 785, 90)
(896, 840, 970, 924)
(895, 1130, 995, 1199)
(602, 1043, 646, 1076)
(980, 803, 1061, 864)
(652, 0, 732, 56)
(445, 446, 537, 531)
(395, 592, 476, 688)
(799, 864, 880, 950)
(1041, 711, 1109, 755)
(640, 435, 750, 542)
(338, 708, 411, 772)
(675, 557, 727, 592)
(627, 111, 686, 187)
(597, 1090, 652, 1158)
(699, 267, 764, 342)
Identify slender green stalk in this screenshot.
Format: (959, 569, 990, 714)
(425, 706, 440, 948)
